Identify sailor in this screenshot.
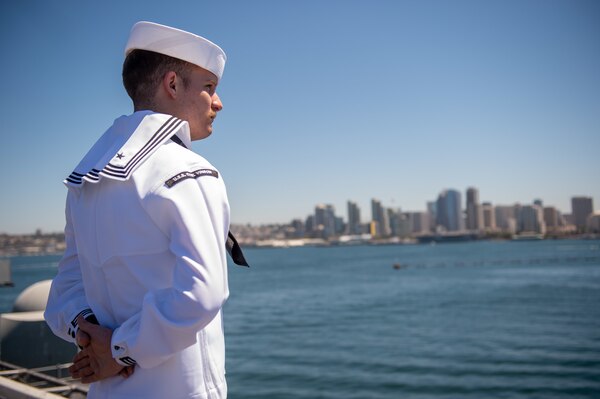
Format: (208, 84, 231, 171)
(44, 21, 246, 398)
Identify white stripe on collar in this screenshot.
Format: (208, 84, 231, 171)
(65, 112, 189, 187)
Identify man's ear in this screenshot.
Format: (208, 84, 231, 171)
(162, 71, 179, 99)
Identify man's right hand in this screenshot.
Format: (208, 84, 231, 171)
(69, 316, 134, 383)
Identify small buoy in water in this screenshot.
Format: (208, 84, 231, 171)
(393, 263, 402, 270)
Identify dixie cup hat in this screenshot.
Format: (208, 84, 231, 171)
(125, 21, 226, 80)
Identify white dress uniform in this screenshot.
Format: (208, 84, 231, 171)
(45, 110, 231, 399)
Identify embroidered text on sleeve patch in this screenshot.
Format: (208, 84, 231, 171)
(165, 169, 219, 188)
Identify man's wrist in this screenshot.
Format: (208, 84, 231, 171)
(68, 308, 96, 339)
(111, 330, 138, 367)
(115, 356, 137, 367)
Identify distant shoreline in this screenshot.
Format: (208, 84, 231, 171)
(2, 232, 598, 258)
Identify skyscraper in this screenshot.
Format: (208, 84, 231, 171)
(571, 197, 594, 231)
(481, 202, 496, 231)
(495, 205, 517, 234)
(518, 204, 546, 234)
(411, 212, 430, 234)
(315, 204, 336, 238)
(436, 189, 463, 232)
(543, 206, 560, 231)
(426, 201, 437, 232)
(371, 199, 390, 237)
(465, 187, 483, 231)
(387, 208, 411, 237)
(347, 201, 362, 235)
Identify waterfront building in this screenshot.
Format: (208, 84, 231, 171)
(410, 212, 430, 234)
(571, 196, 594, 231)
(466, 187, 484, 231)
(436, 189, 463, 232)
(388, 208, 401, 237)
(371, 199, 391, 237)
(315, 204, 336, 239)
(426, 201, 437, 231)
(369, 220, 380, 237)
(481, 202, 496, 231)
(543, 206, 561, 231)
(563, 213, 574, 226)
(587, 212, 600, 233)
(334, 216, 345, 236)
(518, 204, 546, 234)
(388, 209, 411, 238)
(347, 201, 362, 235)
(495, 205, 518, 234)
(289, 219, 305, 238)
(305, 215, 315, 237)
(398, 213, 412, 238)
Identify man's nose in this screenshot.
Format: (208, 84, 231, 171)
(212, 93, 223, 112)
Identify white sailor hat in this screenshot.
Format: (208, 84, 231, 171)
(125, 21, 226, 80)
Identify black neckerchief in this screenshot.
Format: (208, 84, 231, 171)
(170, 136, 249, 267)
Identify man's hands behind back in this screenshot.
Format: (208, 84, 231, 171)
(69, 316, 134, 383)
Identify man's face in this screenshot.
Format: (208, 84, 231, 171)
(177, 66, 223, 141)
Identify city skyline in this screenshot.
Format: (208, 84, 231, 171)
(1, 184, 597, 235)
(0, 177, 596, 235)
(223, 189, 599, 247)
(1, 1, 599, 234)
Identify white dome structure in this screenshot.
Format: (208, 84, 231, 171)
(12, 279, 52, 312)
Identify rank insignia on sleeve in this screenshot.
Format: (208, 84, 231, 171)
(165, 168, 219, 188)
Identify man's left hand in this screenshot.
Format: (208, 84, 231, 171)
(68, 316, 132, 383)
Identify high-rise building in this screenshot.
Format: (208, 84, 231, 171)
(587, 212, 600, 233)
(289, 219, 305, 238)
(315, 204, 336, 238)
(466, 187, 483, 231)
(398, 212, 412, 237)
(426, 201, 437, 232)
(387, 209, 411, 238)
(347, 201, 362, 235)
(481, 202, 496, 231)
(518, 204, 546, 234)
(495, 205, 517, 233)
(334, 216, 345, 236)
(571, 197, 594, 231)
(543, 206, 560, 231)
(436, 189, 463, 232)
(388, 208, 401, 237)
(410, 212, 430, 234)
(305, 215, 315, 236)
(371, 199, 390, 237)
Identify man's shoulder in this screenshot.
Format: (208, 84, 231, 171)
(132, 141, 221, 194)
(152, 141, 216, 170)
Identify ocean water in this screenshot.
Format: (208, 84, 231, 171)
(0, 254, 61, 313)
(224, 240, 600, 399)
(2, 239, 600, 398)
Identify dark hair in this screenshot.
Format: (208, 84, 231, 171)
(122, 49, 192, 108)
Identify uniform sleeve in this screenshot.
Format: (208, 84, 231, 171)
(44, 192, 95, 343)
(110, 170, 230, 369)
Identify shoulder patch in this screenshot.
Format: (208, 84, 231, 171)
(165, 168, 219, 188)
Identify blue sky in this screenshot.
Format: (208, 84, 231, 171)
(1, 0, 599, 234)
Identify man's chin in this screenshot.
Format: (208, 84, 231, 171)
(191, 128, 212, 141)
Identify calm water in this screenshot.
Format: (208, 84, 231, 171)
(3, 240, 600, 398)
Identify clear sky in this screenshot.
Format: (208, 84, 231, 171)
(1, 0, 599, 234)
